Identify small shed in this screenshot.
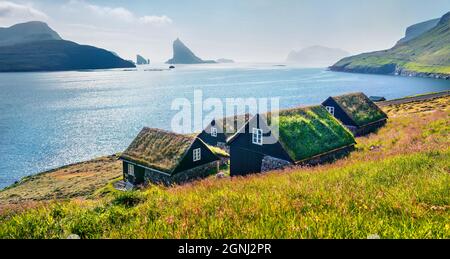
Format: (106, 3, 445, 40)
(197, 114, 250, 151)
(227, 105, 356, 176)
(119, 128, 220, 186)
(322, 92, 388, 136)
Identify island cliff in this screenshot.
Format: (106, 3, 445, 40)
(166, 38, 216, 64)
(330, 12, 450, 80)
(0, 21, 135, 72)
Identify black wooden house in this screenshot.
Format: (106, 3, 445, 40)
(321, 92, 388, 136)
(120, 128, 220, 186)
(197, 114, 250, 151)
(226, 106, 356, 176)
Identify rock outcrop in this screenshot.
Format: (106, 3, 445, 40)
(166, 38, 216, 64)
(136, 55, 150, 65)
(216, 58, 234, 63)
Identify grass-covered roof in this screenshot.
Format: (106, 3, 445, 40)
(332, 92, 388, 126)
(120, 128, 196, 173)
(207, 145, 230, 158)
(267, 105, 356, 162)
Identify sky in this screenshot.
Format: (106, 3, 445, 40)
(0, 0, 449, 63)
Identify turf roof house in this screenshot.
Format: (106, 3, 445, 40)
(321, 92, 388, 136)
(227, 106, 356, 176)
(119, 128, 220, 186)
(197, 114, 250, 152)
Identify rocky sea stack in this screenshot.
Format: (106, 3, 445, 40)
(166, 38, 216, 64)
(136, 55, 150, 65)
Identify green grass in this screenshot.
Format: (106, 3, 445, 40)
(332, 13, 450, 76)
(276, 106, 355, 161)
(207, 145, 230, 158)
(403, 63, 450, 74)
(0, 98, 448, 239)
(333, 93, 387, 126)
(0, 150, 448, 239)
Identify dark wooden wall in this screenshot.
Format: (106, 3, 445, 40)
(173, 138, 219, 174)
(322, 97, 357, 127)
(197, 119, 228, 146)
(229, 114, 293, 176)
(123, 161, 145, 184)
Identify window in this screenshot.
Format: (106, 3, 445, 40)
(211, 127, 217, 137)
(193, 148, 201, 162)
(128, 164, 135, 176)
(252, 128, 263, 145)
(326, 106, 335, 116)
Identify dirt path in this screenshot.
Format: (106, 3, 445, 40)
(377, 90, 450, 107)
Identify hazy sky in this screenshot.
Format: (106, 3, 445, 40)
(1, 0, 449, 62)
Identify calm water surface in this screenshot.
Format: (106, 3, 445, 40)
(0, 63, 449, 188)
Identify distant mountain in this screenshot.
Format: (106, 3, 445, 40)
(136, 55, 150, 65)
(0, 40, 135, 72)
(397, 18, 440, 45)
(0, 22, 135, 72)
(166, 38, 216, 64)
(0, 21, 62, 47)
(216, 58, 234, 63)
(286, 46, 349, 67)
(330, 12, 450, 79)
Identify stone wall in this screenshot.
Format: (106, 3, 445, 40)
(261, 156, 292, 172)
(143, 161, 218, 186)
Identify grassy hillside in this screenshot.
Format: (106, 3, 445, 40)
(331, 12, 450, 77)
(0, 96, 449, 239)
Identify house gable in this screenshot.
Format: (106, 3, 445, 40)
(173, 138, 220, 174)
(229, 106, 356, 163)
(198, 119, 227, 146)
(322, 97, 358, 127)
(228, 114, 294, 163)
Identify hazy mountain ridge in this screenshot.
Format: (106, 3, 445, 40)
(330, 12, 450, 79)
(0, 21, 62, 47)
(287, 45, 350, 67)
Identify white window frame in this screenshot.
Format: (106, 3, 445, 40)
(326, 106, 335, 116)
(193, 148, 201, 162)
(211, 127, 218, 137)
(128, 164, 135, 177)
(252, 128, 263, 145)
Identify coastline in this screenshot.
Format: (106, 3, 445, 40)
(329, 66, 450, 80)
(1, 90, 449, 208)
